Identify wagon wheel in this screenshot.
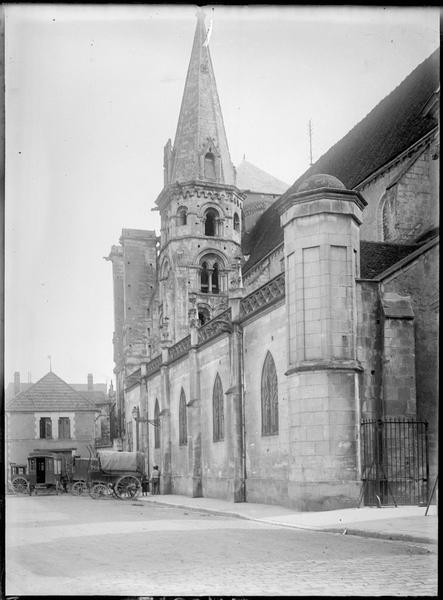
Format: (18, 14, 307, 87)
(11, 476, 29, 495)
(71, 481, 88, 496)
(114, 475, 141, 500)
(89, 482, 111, 499)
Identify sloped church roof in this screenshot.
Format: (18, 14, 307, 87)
(244, 50, 439, 274)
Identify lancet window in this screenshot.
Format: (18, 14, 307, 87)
(204, 208, 219, 236)
(179, 388, 187, 446)
(200, 255, 223, 294)
(233, 212, 240, 232)
(204, 152, 216, 181)
(261, 351, 279, 436)
(213, 374, 224, 442)
(177, 206, 188, 226)
(154, 398, 160, 449)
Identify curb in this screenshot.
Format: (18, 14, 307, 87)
(322, 527, 438, 545)
(139, 497, 246, 520)
(140, 496, 438, 545)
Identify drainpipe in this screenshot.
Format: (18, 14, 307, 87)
(238, 323, 246, 502)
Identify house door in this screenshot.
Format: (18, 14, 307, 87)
(36, 457, 46, 483)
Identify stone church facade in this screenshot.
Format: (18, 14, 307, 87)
(107, 14, 439, 510)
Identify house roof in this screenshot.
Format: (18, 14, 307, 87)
(236, 159, 289, 195)
(243, 50, 439, 275)
(6, 371, 97, 412)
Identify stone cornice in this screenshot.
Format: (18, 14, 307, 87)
(155, 180, 245, 209)
(276, 187, 367, 219)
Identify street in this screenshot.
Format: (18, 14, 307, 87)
(6, 494, 437, 596)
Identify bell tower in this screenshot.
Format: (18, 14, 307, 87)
(155, 10, 244, 342)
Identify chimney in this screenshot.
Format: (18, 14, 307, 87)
(14, 371, 20, 396)
(87, 373, 93, 391)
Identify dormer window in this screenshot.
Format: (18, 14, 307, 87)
(204, 152, 216, 181)
(177, 206, 187, 226)
(204, 208, 218, 236)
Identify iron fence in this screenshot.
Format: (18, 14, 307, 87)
(360, 417, 429, 506)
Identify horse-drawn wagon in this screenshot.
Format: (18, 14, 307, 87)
(10, 449, 145, 500)
(71, 450, 144, 500)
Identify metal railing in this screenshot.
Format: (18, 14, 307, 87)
(360, 417, 429, 506)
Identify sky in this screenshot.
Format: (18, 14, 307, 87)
(4, 4, 440, 387)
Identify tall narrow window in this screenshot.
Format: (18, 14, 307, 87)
(177, 206, 187, 226)
(58, 417, 71, 439)
(179, 388, 187, 446)
(204, 152, 216, 181)
(154, 399, 160, 449)
(261, 351, 279, 435)
(200, 262, 209, 293)
(233, 212, 240, 232)
(204, 208, 218, 236)
(213, 374, 224, 442)
(211, 263, 220, 294)
(39, 417, 52, 439)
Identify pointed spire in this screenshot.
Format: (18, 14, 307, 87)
(169, 10, 235, 185)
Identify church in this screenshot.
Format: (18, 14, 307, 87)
(107, 13, 439, 510)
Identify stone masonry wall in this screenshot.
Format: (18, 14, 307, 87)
(242, 302, 290, 506)
(382, 244, 439, 479)
(197, 335, 233, 500)
(356, 281, 382, 417)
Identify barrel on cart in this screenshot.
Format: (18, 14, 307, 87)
(71, 450, 145, 500)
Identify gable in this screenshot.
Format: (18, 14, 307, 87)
(6, 371, 97, 412)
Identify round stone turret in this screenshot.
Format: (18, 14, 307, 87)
(297, 173, 346, 192)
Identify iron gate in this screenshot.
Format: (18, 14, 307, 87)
(360, 417, 429, 506)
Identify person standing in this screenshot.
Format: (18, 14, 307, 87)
(141, 473, 149, 496)
(151, 465, 160, 495)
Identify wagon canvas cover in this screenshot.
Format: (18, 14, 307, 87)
(97, 451, 144, 473)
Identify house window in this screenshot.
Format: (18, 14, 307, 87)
(261, 351, 279, 436)
(39, 417, 52, 439)
(233, 212, 240, 232)
(179, 388, 187, 446)
(204, 152, 216, 181)
(154, 399, 160, 449)
(204, 208, 218, 236)
(213, 374, 224, 442)
(177, 206, 187, 226)
(58, 417, 71, 439)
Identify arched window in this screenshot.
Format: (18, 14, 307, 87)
(204, 208, 218, 236)
(179, 388, 187, 446)
(154, 399, 160, 449)
(204, 152, 216, 181)
(200, 262, 209, 293)
(198, 306, 210, 325)
(177, 206, 187, 226)
(211, 263, 219, 294)
(213, 374, 224, 442)
(261, 351, 278, 436)
(233, 212, 240, 232)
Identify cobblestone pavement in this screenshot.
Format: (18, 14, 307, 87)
(6, 495, 437, 596)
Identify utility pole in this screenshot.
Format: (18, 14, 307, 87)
(308, 119, 314, 166)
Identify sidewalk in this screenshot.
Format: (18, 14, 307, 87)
(138, 493, 438, 545)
